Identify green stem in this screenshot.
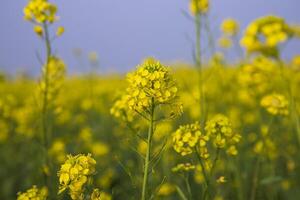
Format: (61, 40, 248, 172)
(141, 99, 155, 200)
(195, 13, 206, 129)
(41, 22, 53, 198)
(203, 15, 216, 56)
(250, 157, 261, 200)
(184, 174, 193, 200)
(277, 58, 300, 147)
(195, 149, 210, 200)
(250, 116, 274, 200)
(210, 148, 220, 177)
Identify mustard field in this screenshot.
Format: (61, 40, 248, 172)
(1, 0, 300, 200)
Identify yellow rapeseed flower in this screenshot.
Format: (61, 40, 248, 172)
(205, 114, 241, 155)
(56, 26, 65, 36)
(218, 36, 232, 48)
(173, 122, 208, 156)
(240, 15, 294, 57)
(91, 189, 112, 200)
(216, 176, 226, 184)
(172, 163, 196, 173)
(190, 0, 209, 15)
(112, 58, 181, 120)
(17, 185, 48, 200)
(221, 18, 239, 36)
(23, 0, 58, 24)
(58, 154, 96, 200)
(261, 93, 289, 116)
(34, 25, 43, 37)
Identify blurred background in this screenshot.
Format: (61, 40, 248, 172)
(0, 0, 299, 75)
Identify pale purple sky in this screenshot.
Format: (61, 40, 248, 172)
(0, 0, 299, 75)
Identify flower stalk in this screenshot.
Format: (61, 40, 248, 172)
(141, 98, 155, 200)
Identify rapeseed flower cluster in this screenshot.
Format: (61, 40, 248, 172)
(110, 95, 134, 122)
(58, 154, 96, 200)
(172, 163, 196, 173)
(112, 58, 180, 120)
(238, 56, 277, 95)
(157, 183, 176, 196)
(17, 185, 48, 200)
(253, 125, 278, 160)
(260, 93, 289, 116)
(91, 189, 112, 200)
(172, 122, 208, 156)
(218, 37, 232, 49)
(24, 0, 64, 38)
(38, 56, 66, 107)
(219, 18, 239, 49)
(205, 114, 241, 155)
(241, 15, 294, 57)
(189, 0, 209, 15)
(23, 0, 57, 23)
(221, 18, 239, 36)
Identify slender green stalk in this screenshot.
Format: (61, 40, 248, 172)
(210, 148, 220, 176)
(195, 13, 206, 130)
(184, 174, 193, 200)
(203, 15, 216, 56)
(250, 116, 274, 200)
(41, 22, 53, 198)
(249, 157, 261, 200)
(195, 149, 210, 200)
(141, 98, 155, 200)
(277, 58, 300, 147)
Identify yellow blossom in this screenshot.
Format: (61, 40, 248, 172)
(56, 26, 65, 36)
(34, 25, 43, 37)
(190, 0, 209, 15)
(58, 154, 96, 200)
(173, 122, 208, 156)
(17, 185, 48, 200)
(221, 18, 239, 36)
(261, 93, 289, 116)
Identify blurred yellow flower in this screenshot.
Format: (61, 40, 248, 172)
(157, 183, 175, 196)
(23, 0, 58, 23)
(240, 15, 294, 57)
(218, 36, 232, 48)
(91, 189, 112, 200)
(221, 18, 239, 36)
(56, 26, 65, 36)
(190, 0, 209, 15)
(17, 185, 48, 200)
(34, 25, 43, 37)
(172, 163, 196, 173)
(216, 176, 226, 184)
(58, 154, 96, 199)
(261, 93, 289, 116)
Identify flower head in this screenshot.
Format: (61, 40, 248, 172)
(38, 56, 66, 106)
(240, 15, 294, 57)
(216, 176, 226, 184)
(172, 122, 208, 156)
(172, 163, 196, 173)
(218, 36, 232, 48)
(190, 0, 209, 15)
(112, 58, 181, 120)
(221, 18, 239, 36)
(34, 25, 44, 37)
(58, 154, 96, 200)
(91, 189, 112, 200)
(205, 114, 241, 155)
(261, 93, 289, 116)
(56, 26, 65, 37)
(17, 185, 48, 200)
(24, 0, 58, 23)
